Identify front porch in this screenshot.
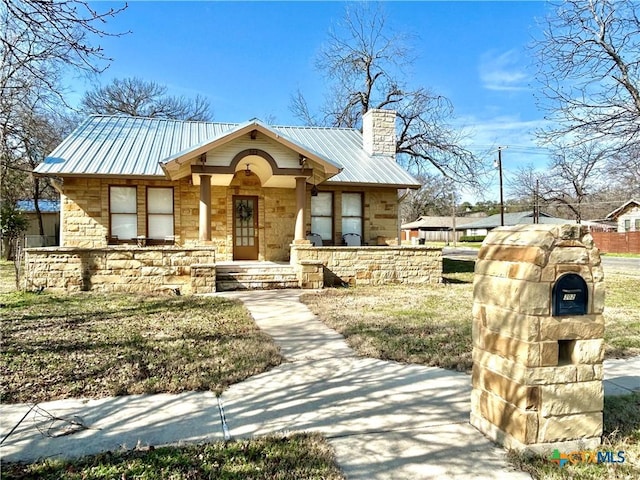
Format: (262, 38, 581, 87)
(22, 244, 443, 294)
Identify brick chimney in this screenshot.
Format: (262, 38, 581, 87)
(362, 109, 396, 158)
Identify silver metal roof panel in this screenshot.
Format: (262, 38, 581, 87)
(37, 115, 420, 188)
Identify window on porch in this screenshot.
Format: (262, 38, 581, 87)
(342, 192, 363, 238)
(147, 187, 174, 242)
(109, 186, 137, 241)
(311, 191, 333, 243)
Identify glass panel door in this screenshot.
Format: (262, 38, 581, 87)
(233, 196, 259, 260)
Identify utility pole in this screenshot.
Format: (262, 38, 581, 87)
(494, 147, 505, 226)
(533, 178, 540, 224)
(451, 188, 457, 247)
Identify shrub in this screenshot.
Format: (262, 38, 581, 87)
(459, 235, 486, 242)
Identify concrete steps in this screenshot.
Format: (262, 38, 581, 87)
(215, 263, 299, 291)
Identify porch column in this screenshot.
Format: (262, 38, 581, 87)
(294, 176, 306, 243)
(199, 175, 211, 242)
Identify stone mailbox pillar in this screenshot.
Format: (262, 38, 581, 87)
(470, 224, 605, 452)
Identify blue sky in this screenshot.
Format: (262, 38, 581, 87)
(74, 1, 556, 201)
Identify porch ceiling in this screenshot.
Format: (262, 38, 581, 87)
(190, 154, 314, 188)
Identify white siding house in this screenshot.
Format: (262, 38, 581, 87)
(606, 200, 640, 232)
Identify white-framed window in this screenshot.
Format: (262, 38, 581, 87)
(311, 191, 333, 241)
(342, 192, 363, 237)
(624, 219, 631, 232)
(109, 186, 137, 240)
(147, 187, 174, 239)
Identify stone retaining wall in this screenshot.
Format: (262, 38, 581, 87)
(23, 247, 216, 294)
(290, 245, 442, 287)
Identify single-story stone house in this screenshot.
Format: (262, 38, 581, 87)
(27, 109, 443, 292)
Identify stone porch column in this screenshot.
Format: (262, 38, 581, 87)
(199, 175, 211, 242)
(294, 176, 306, 243)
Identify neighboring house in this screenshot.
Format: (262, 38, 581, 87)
(34, 109, 420, 262)
(16, 199, 60, 247)
(453, 211, 594, 236)
(605, 199, 640, 233)
(401, 216, 476, 243)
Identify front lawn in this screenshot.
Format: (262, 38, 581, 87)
(301, 266, 640, 372)
(2, 433, 345, 480)
(0, 291, 283, 403)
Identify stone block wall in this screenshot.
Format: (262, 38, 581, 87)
(305, 186, 399, 247)
(291, 245, 442, 286)
(362, 109, 396, 157)
(58, 176, 399, 262)
(470, 224, 605, 452)
(191, 264, 217, 294)
(24, 246, 216, 294)
(61, 177, 189, 248)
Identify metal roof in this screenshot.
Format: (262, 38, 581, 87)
(36, 115, 420, 188)
(401, 215, 477, 230)
(455, 211, 586, 230)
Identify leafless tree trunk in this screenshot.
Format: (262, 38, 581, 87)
(534, 0, 640, 154)
(290, 2, 487, 189)
(508, 142, 609, 222)
(1, 0, 125, 251)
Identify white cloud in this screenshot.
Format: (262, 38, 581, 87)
(479, 49, 530, 92)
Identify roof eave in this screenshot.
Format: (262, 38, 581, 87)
(325, 180, 421, 189)
(161, 121, 343, 178)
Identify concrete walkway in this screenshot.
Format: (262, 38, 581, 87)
(2, 290, 638, 479)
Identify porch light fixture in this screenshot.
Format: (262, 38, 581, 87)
(245, 163, 251, 176)
(311, 183, 319, 196)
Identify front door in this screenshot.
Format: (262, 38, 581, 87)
(233, 196, 259, 260)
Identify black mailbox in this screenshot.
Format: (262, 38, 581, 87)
(552, 273, 588, 316)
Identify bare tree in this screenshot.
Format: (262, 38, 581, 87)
(1, 0, 125, 259)
(508, 142, 608, 222)
(400, 172, 453, 222)
(534, 0, 640, 153)
(0, 0, 126, 112)
(290, 3, 486, 187)
(81, 77, 213, 121)
(607, 147, 640, 197)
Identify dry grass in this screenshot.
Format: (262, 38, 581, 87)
(1, 432, 345, 480)
(301, 281, 474, 371)
(0, 291, 283, 403)
(301, 265, 639, 371)
(603, 274, 640, 358)
(509, 393, 640, 479)
(0, 259, 17, 293)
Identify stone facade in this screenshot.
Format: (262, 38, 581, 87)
(58, 176, 400, 262)
(470, 224, 605, 452)
(24, 246, 216, 294)
(362, 109, 396, 157)
(308, 185, 399, 247)
(291, 245, 442, 287)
